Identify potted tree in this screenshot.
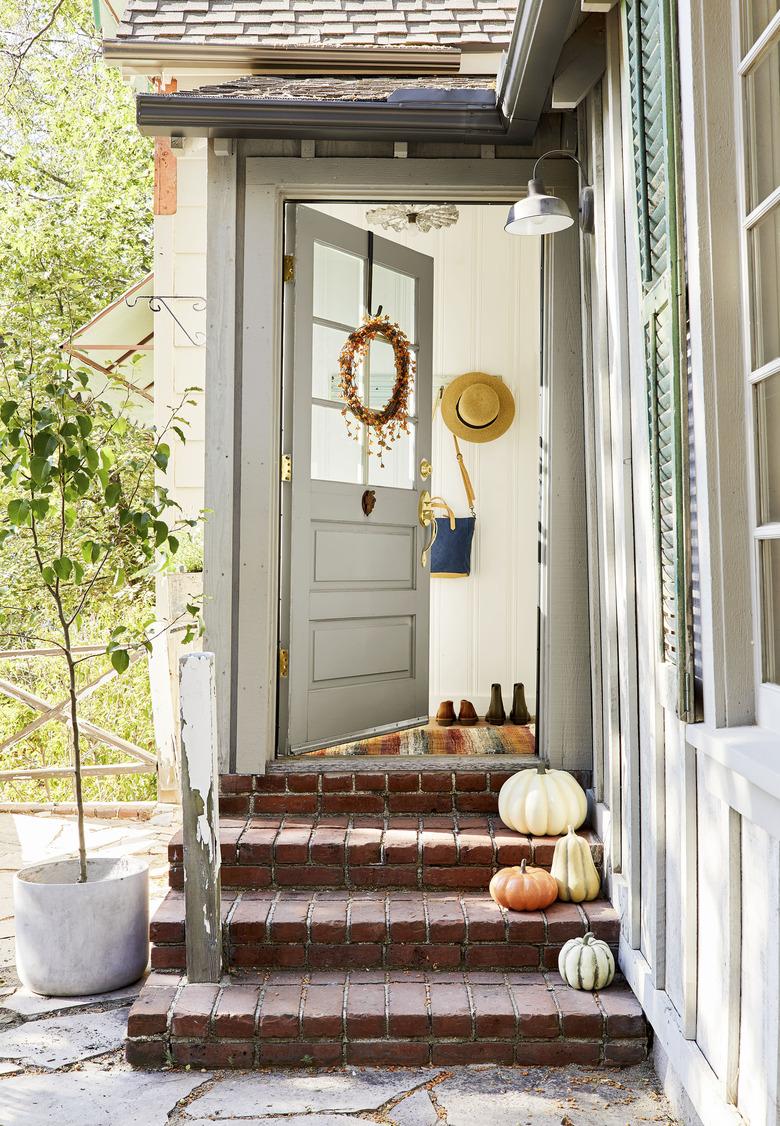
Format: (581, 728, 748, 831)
(0, 354, 200, 996)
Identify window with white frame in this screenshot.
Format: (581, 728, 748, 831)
(736, 2, 780, 726)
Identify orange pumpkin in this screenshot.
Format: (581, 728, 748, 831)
(489, 860, 558, 911)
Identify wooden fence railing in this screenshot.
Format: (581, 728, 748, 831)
(0, 645, 160, 794)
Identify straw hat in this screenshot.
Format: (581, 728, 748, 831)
(440, 372, 515, 443)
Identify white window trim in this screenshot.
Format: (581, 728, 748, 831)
(734, 4, 780, 733)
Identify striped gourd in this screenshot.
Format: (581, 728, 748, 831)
(558, 932, 615, 991)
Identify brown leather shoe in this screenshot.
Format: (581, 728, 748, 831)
(485, 684, 506, 725)
(458, 699, 478, 725)
(436, 700, 456, 727)
(510, 682, 531, 725)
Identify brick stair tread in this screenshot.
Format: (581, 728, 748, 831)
(152, 886, 617, 945)
(126, 969, 648, 1069)
(219, 762, 593, 819)
(167, 816, 602, 877)
(150, 889, 618, 972)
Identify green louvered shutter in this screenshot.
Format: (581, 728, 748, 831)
(624, 0, 696, 720)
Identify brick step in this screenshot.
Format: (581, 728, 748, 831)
(220, 766, 516, 818)
(150, 889, 619, 973)
(126, 969, 648, 1070)
(167, 816, 603, 892)
(219, 761, 592, 818)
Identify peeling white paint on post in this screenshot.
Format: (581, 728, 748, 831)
(179, 652, 222, 982)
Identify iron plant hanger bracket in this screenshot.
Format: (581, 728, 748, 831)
(125, 295, 207, 347)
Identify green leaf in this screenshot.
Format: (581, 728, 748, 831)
(31, 498, 49, 519)
(29, 456, 51, 484)
(0, 401, 18, 425)
(82, 540, 101, 564)
(76, 414, 93, 437)
(105, 482, 121, 506)
(32, 429, 57, 458)
(110, 648, 130, 674)
(7, 499, 30, 526)
(72, 472, 90, 496)
(52, 556, 73, 580)
(153, 520, 168, 547)
(152, 443, 170, 470)
(167, 534, 179, 555)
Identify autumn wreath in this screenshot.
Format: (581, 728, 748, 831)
(338, 314, 415, 465)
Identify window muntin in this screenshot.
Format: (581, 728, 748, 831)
(310, 241, 418, 488)
(738, 4, 780, 709)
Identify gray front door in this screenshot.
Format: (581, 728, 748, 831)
(280, 205, 434, 755)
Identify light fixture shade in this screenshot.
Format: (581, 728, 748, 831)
(504, 178, 574, 236)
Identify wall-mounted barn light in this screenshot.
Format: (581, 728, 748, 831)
(504, 150, 594, 236)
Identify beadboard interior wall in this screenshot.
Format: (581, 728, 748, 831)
(314, 203, 542, 717)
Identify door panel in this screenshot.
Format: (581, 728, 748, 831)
(312, 527, 415, 586)
(282, 205, 434, 755)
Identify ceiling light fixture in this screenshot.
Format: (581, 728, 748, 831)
(366, 203, 459, 233)
(504, 150, 594, 237)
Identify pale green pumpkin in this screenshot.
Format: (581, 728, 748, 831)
(558, 932, 615, 991)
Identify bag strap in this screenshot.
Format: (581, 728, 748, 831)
(452, 435, 476, 518)
(430, 497, 456, 530)
(433, 386, 477, 518)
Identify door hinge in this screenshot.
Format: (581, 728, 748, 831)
(283, 254, 295, 283)
(281, 453, 292, 482)
(279, 647, 289, 678)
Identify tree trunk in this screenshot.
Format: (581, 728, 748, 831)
(63, 632, 87, 883)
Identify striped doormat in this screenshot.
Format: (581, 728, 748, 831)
(302, 723, 536, 757)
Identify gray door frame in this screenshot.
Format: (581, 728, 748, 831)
(204, 151, 589, 774)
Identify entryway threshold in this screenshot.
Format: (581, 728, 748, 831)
(267, 754, 544, 774)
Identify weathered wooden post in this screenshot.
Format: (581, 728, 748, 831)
(179, 651, 222, 982)
(148, 622, 178, 804)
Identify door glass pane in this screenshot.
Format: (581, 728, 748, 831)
(311, 404, 363, 484)
(748, 202, 780, 368)
(372, 264, 416, 342)
(312, 323, 355, 402)
(742, 0, 780, 48)
(744, 35, 780, 210)
(367, 339, 417, 416)
(313, 242, 364, 327)
(755, 373, 780, 523)
(368, 423, 415, 490)
(760, 538, 780, 683)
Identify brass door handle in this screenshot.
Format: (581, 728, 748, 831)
(419, 492, 454, 567)
(418, 490, 436, 567)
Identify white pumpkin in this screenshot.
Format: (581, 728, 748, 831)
(558, 932, 615, 991)
(498, 765, 587, 837)
(551, 825, 601, 902)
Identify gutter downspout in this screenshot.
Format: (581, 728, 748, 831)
(498, 0, 581, 136)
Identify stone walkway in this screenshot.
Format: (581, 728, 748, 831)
(0, 812, 679, 1125)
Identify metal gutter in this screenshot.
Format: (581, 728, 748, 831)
(498, 0, 581, 134)
(135, 91, 534, 144)
(103, 39, 462, 76)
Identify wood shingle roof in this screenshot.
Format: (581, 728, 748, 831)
(116, 0, 519, 48)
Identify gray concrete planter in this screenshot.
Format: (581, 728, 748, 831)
(14, 856, 149, 997)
